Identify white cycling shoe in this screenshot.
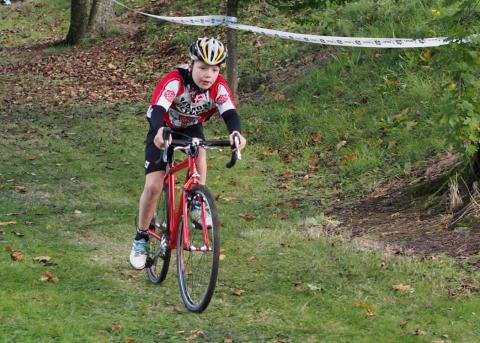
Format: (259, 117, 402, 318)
(129, 238, 149, 270)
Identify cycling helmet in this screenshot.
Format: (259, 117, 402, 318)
(189, 37, 228, 66)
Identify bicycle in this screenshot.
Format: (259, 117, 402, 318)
(144, 127, 241, 313)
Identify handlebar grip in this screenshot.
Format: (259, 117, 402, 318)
(226, 132, 241, 168)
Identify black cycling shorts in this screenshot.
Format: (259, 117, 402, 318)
(144, 124, 205, 174)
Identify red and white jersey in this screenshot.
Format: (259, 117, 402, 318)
(147, 66, 236, 129)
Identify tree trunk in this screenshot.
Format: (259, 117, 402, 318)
(226, 0, 239, 101)
(66, 0, 114, 45)
(66, 0, 92, 45)
(88, 0, 115, 37)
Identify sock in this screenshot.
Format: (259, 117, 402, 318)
(135, 228, 150, 241)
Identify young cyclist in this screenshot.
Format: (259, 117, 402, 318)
(130, 37, 247, 270)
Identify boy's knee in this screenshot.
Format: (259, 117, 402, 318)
(144, 183, 162, 198)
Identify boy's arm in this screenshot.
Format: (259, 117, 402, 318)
(147, 105, 166, 133)
(221, 109, 241, 134)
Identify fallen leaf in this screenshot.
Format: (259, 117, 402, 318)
(282, 171, 293, 178)
(239, 213, 256, 222)
(342, 154, 358, 162)
(110, 323, 123, 332)
(11, 250, 25, 262)
(185, 329, 204, 342)
(311, 135, 322, 142)
(125, 339, 135, 343)
(273, 93, 285, 101)
(74, 209, 82, 215)
(392, 284, 415, 293)
(279, 183, 290, 189)
(293, 282, 304, 292)
(224, 339, 234, 343)
(33, 256, 52, 264)
(276, 213, 287, 220)
(262, 150, 274, 157)
(365, 309, 375, 317)
(336, 140, 347, 150)
(219, 254, 226, 261)
(165, 306, 186, 313)
(291, 200, 298, 209)
(232, 289, 245, 296)
(422, 50, 432, 60)
(14, 186, 27, 193)
(5, 246, 24, 261)
(413, 329, 426, 336)
(247, 256, 256, 262)
(40, 271, 59, 283)
(306, 283, 322, 291)
(0, 221, 17, 226)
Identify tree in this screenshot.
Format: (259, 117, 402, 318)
(66, 0, 115, 45)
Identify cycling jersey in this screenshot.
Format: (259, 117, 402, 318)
(147, 65, 237, 130)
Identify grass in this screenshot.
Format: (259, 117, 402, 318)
(1, 105, 479, 342)
(1, 0, 480, 342)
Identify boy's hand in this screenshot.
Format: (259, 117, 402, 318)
(229, 131, 246, 151)
(154, 127, 172, 149)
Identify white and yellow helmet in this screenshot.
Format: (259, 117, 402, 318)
(189, 37, 228, 66)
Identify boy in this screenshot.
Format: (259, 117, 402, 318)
(130, 37, 247, 269)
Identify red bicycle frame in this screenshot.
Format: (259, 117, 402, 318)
(147, 151, 204, 251)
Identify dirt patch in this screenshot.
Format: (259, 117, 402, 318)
(0, 15, 178, 111)
(330, 152, 480, 258)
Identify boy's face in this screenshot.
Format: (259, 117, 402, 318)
(191, 61, 220, 90)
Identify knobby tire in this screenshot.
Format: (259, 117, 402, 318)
(146, 187, 171, 284)
(177, 185, 220, 313)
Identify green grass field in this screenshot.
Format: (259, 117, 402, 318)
(1, 0, 479, 342)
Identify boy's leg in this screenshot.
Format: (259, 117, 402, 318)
(196, 147, 207, 185)
(138, 171, 165, 230)
(130, 135, 167, 270)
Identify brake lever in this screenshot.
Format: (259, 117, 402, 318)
(162, 127, 172, 163)
(234, 135, 242, 160)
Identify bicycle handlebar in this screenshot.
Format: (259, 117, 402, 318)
(158, 128, 241, 168)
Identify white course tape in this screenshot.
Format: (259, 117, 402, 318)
(113, 0, 452, 48)
(228, 22, 450, 48)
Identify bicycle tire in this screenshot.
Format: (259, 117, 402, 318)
(146, 187, 171, 284)
(177, 185, 220, 312)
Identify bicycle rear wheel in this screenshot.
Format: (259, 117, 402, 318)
(177, 185, 220, 313)
(146, 187, 171, 284)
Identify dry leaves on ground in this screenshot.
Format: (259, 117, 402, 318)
(392, 284, 415, 293)
(40, 271, 59, 283)
(5, 245, 24, 261)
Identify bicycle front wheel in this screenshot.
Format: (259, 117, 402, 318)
(177, 185, 220, 313)
(146, 187, 171, 284)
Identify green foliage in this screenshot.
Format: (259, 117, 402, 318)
(434, 0, 480, 156)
